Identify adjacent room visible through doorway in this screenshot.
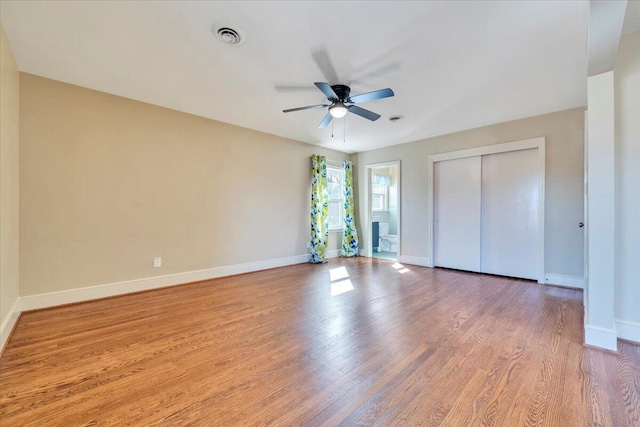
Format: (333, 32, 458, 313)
(368, 161, 400, 262)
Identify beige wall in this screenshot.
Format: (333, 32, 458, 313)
(353, 107, 585, 277)
(19, 74, 349, 296)
(614, 31, 640, 325)
(0, 24, 20, 341)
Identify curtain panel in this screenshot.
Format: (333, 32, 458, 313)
(341, 160, 359, 257)
(309, 155, 329, 263)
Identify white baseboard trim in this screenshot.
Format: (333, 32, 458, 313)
(399, 255, 432, 268)
(20, 254, 310, 312)
(327, 249, 340, 259)
(584, 324, 618, 351)
(615, 319, 640, 344)
(544, 273, 585, 289)
(1, 297, 21, 352)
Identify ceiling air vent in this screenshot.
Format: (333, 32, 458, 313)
(212, 23, 245, 45)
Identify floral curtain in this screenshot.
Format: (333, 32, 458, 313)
(341, 160, 359, 257)
(310, 155, 328, 263)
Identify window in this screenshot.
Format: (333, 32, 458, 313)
(372, 173, 391, 211)
(372, 184, 388, 211)
(327, 167, 344, 230)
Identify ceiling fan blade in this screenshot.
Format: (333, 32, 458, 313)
(311, 49, 339, 84)
(348, 105, 381, 121)
(283, 104, 329, 113)
(314, 82, 339, 100)
(275, 84, 320, 93)
(318, 111, 333, 129)
(348, 88, 394, 104)
(349, 63, 400, 87)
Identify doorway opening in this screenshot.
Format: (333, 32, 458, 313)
(367, 161, 400, 262)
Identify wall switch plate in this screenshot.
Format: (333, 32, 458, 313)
(153, 257, 161, 268)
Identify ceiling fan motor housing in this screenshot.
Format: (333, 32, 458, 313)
(331, 84, 351, 101)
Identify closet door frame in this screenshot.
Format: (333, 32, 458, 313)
(428, 137, 546, 284)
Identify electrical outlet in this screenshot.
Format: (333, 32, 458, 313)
(306, 241, 310, 249)
(153, 257, 162, 268)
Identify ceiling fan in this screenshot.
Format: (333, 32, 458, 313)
(283, 82, 394, 129)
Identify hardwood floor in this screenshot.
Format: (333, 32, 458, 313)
(1, 258, 639, 426)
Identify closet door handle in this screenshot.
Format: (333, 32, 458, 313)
(579, 222, 584, 228)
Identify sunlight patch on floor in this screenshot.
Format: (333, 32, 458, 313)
(329, 266, 354, 296)
(391, 263, 411, 274)
(331, 279, 354, 296)
(329, 266, 349, 282)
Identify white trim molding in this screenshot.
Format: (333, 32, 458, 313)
(327, 249, 340, 259)
(1, 297, 21, 352)
(615, 319, 640, 344)
(584, 324, 618, 351)
(20, 254, 310, 312)
(399, 255, 431, 268)
(429, 138, 546, 163)
(543, 274, 585, 289)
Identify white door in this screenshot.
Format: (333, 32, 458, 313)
(434, 156, 482, 271)
(481, 148, 540, 280)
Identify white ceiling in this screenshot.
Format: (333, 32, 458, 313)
(1, 1, 591, 153)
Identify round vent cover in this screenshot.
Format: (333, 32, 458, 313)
(212, 23, 245, 45)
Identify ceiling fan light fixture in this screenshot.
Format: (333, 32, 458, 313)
(329, 102, 348, 118)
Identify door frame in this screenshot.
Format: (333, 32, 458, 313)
(428, 137, 546, 283)
(366, 160, 401, 259)
(583, 110, 589, 317)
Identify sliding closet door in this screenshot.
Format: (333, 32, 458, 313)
(434, 156, 481, 271)
(481, 148, 540, 280)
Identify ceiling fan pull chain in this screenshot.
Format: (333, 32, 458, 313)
(344, 115, 346, 143)
(331, 120, 334, 138)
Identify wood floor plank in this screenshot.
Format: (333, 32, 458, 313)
(1, 258, 639, 426)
